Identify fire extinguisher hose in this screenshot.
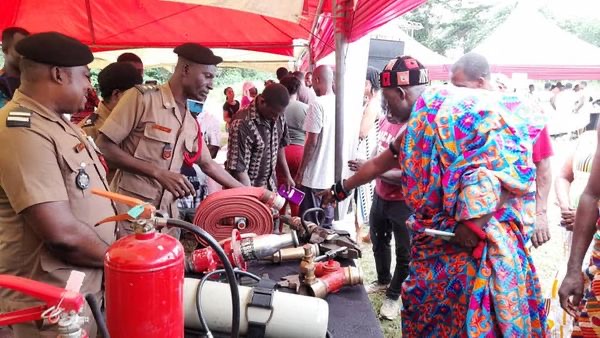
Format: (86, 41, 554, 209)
(85, 293, 110, 338)
(196, 269, 261, 338)
(166, 218, 241, 338)
(193, 187, 281, 245)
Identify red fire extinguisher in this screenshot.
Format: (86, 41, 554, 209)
(95, 190, 185, 338)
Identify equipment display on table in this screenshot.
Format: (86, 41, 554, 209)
(0, 188, 334, 338)
(277, 208, 362, 260)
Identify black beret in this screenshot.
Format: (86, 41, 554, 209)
(15, 32, 93, 67)
(98, 62, 144, 99)
(174, 43, 222, 65)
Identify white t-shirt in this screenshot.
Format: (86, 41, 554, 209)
(302, 94, 336, 189)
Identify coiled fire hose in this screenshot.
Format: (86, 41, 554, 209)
(193, 187, 286, 245)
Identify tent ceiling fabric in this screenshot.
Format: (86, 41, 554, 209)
(472, 7, 600, 79)
(92, 47, 294, 72)
(1, 0, 425, 60)
(164, 0, 306, 23)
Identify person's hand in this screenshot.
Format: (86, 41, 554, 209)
(531, 212, 551, 248)
(317, 189, 337, 208)
(155, 169, 195, 198)
(294, 172, 304, 187)
(450, 223, 481, 249)
(559, 271, 584, 317)
(348, 159, 366, 172)
(561, 208, 576, 231)
(284, 174, 296, 190)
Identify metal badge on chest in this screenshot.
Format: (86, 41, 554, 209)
(76, 162, 90, 190)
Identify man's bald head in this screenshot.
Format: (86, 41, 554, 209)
(450, 53, 492, 90)
(312, 65, 333, 96)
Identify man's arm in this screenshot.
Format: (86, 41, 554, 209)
(97, 134, 194, 198)
(559, 128, 600, 316)
(348, 158, 402, 184)
(343, 135, 403, 191)
(532, 157, 552, 247)
(452, 190, 510, 249)
(224, 119, 251, 187)
(555, 152, 575, 210)
(296, 102, 322, 185)
(277, 148, 294, 189)
(22, 202, 108, 268)
(198, 138, 244, 188)
(380, 169, 403, 185)
(0, 130, 108, 268)
(223, 110, 231, 126)
(295, 132, 318, 185)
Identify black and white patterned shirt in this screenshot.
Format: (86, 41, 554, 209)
(226, 100, 290, 190)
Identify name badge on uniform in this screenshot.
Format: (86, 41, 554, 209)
(74, 142, 86, 153)
(162, 143, 173, 160)
(76, 162, 90, 190)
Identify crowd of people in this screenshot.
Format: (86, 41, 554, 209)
(1, 25, 600, 338)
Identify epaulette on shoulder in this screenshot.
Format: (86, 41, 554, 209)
(135, 84, 160, 94)
(6, 109, 32, 128)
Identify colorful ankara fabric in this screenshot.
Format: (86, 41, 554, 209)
(400, 86, 547, 337)
(573, 227, 600, 337)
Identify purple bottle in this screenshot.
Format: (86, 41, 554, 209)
(278, 185, 305, 205)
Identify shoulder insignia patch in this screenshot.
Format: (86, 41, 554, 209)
(6, 111, 32, 128)
(135, 84, 160, 94)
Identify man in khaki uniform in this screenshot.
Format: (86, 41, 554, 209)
(80, 61, 143, 140)
(0, 32, 117, 338)
(97, 43, 242, 235)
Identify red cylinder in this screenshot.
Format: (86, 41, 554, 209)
(105, 231, 184, 338)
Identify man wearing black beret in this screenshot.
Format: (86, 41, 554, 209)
(0, 31, 118, 337)
(97, 43, 243, 236)
(80, 62, 143, 141)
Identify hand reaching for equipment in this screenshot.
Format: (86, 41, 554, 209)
(155, 169, 195, 199)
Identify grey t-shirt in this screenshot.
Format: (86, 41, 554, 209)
(284, 100, 309, 146)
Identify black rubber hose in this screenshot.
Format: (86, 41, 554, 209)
(300, 207, 325, 241)
(85, 293, 110, 338)
(196, 269, 261, 337)
(166, 219, 240, 338)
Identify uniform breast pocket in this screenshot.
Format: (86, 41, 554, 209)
(134, 123, 176, 163)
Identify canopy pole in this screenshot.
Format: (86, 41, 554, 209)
(333, 0, 350, 220)
(307, 0, 326, 71)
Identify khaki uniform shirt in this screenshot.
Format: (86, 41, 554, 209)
(100, 83, 199, 221)
(81, 101, 111, 141)
(81, 102, 116, 183)
(0, 90, 117, 312)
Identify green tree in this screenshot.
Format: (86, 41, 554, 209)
(542, 10, 600, 48)
(144, 67, 173, 84)
(403, 0, 517, 55)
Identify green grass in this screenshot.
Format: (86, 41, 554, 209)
(358, 229, 403, 338)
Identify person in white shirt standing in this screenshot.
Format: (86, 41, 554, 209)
(295, 65, 336, 227)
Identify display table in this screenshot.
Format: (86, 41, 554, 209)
(247, 260, 385, 338)
(186, 259, 385, 338)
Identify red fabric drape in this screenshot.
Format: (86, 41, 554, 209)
(1, 0, 424, 57)
(310, 0, 426, 62)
